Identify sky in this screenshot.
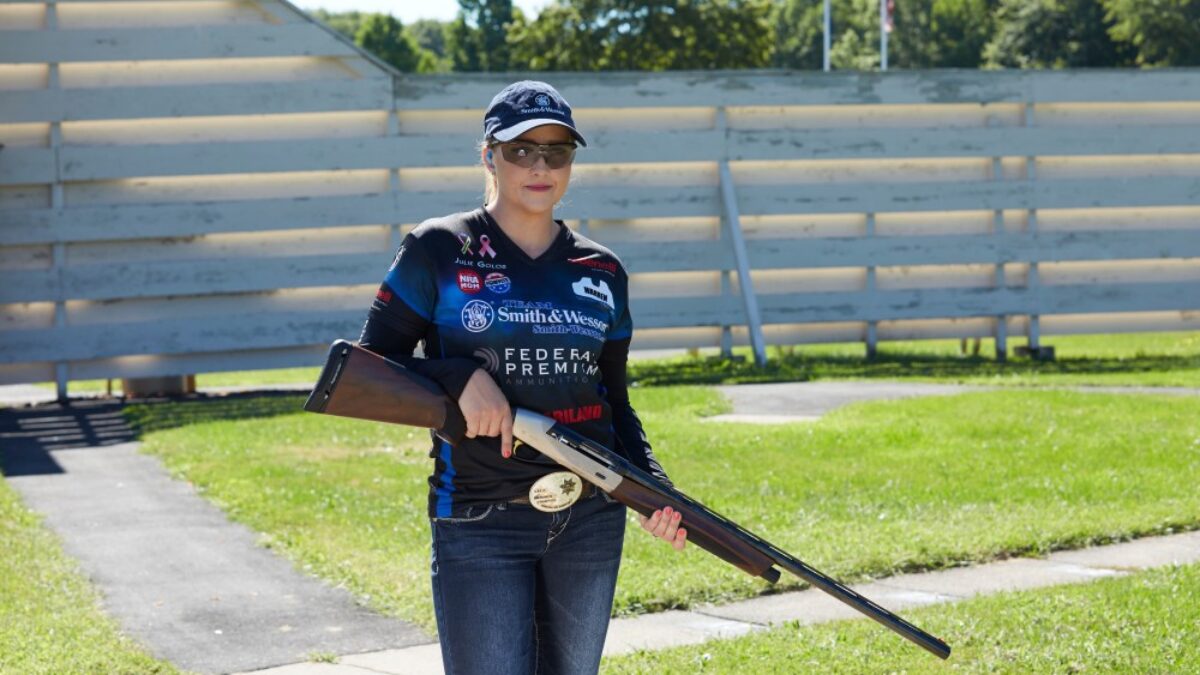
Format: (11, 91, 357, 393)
(294, 0, 554, 24)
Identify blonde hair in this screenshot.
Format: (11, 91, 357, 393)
(479, 139, 497, 206)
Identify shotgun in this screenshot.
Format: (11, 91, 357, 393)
(303, 340, 951, 660)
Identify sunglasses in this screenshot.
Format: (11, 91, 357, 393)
(489, 141, 577, 169)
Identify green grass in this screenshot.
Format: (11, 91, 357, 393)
(125, 387, 1200, 632)
(627, 331, 1200, 387)
(0, 478, 181, 674)
(603, 563, 1200, 673)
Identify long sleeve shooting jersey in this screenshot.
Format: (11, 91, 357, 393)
(358, 206, 670, 517)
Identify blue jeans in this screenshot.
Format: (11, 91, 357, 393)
(430, 489, 627, 675)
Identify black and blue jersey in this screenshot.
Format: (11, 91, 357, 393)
(358, 206, 670, 518)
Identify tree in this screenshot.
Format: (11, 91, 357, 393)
(1102, 0, 1200, 67)
(447, 0, 517, 72)
(407, 19, 449, 58)
(509, 0, 773, 71)
(770, 0, 827, 69)
(356, 14, 422, 72)
(983, 0, 1134, 68)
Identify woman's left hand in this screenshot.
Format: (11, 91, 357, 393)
(637, 506, 687, 551)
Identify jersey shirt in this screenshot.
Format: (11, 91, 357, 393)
(357, 206, 670, 518)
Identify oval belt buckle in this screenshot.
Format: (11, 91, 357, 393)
(529, 471, 585, 513)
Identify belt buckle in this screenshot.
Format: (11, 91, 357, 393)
(528, 471, 585, 512)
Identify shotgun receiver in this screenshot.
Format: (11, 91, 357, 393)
(304, 340, 951, 660)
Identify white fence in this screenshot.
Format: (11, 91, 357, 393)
(1, 0, 1199, 393)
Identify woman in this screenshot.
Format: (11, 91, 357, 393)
(357, 80, 687, 675)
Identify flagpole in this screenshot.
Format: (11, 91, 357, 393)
(880, 0, 888, 71)
(823, 0, 831, 72)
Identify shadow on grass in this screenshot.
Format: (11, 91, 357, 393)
(627, 350, 1200, 387)
(123, 390, 308, 434)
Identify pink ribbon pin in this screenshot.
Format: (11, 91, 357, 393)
(478, 235, 497, 259)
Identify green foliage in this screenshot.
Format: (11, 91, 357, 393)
(983, 0, 1135, 68)
(447, 0, 517, 72)
(509, 0, 773, 71)
(355, 14, 422, 73)
(1102, 0, 1200, 66)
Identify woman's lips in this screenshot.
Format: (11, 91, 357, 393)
(525, 185, 552, 192)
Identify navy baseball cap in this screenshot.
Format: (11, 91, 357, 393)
(483, 80, 587, 147)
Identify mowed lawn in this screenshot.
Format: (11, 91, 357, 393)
(0, 479, 179, 674)
(123, 387, 1200, 632)
(603, 563, 1200, 673)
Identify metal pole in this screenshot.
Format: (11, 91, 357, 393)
(880, 0, 888, 71)
(823, 0, 831, 72)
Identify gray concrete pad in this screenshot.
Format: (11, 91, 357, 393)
(715, 381, 983, 418)
(602, 609, 763, 656)
(697, 582, 954, 626)
(337, 644, 446, 675)
(0, 400, 429, 675)
(1048, 532, 1200, 570)
(875, 558, 1124, 599)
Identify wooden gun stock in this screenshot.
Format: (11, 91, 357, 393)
(303, 340, 466, 444)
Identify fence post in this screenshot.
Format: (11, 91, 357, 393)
(1024, 101, 1042, 356)
(865, 212, 878, 359)
(987, 106, 1008, 362)
(715, 111, 767, 367)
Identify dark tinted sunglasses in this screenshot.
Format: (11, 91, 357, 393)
(490, 141, 577, 169)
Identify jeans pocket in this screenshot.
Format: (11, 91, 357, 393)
(430, 503, 496, 525)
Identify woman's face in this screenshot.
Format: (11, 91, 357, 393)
(484, 123, 574, 215)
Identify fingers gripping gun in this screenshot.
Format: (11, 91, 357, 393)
(303, 340, 951, 660)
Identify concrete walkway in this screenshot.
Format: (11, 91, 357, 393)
(0, 396, 428, 675)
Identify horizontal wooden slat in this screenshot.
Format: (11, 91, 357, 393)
(747, 229, 1200, 271)
(0, 309, 366, 363)
(757, 281, 1200, 324)
(0, 146, 55, 184)
(0, 78, 394, 124)
(737, 175, 1200, 216)
(0, 25, 358, 63)
(28, 124, 1200, 182)
(6, 176, 1198, 246)
(0, 241, 731, 303)
(393, 69, 1200, 110)
(6, 228, 1197, 304)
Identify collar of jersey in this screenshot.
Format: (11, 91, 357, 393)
(476, 207, 572, 266)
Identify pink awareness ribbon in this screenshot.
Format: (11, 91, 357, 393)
(478, 235, 497, 259)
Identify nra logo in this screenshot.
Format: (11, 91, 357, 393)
(568, 256, 618, 275)
(457, 269, 482, 294)
(548, 404, 603, 424)
(375, 288, 393, 303)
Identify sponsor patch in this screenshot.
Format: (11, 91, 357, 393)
(568, 255, 618, 275)
(547, 404, 603, 424)
(572, 277, 614, 309)
(461, 299, 494, 333)
(457, 269, 482, 294)
(485, 272, 511, 294)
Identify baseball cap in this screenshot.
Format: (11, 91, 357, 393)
(483, 80, 588, 147)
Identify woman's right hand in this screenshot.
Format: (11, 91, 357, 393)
(457, 369, 514, 458)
